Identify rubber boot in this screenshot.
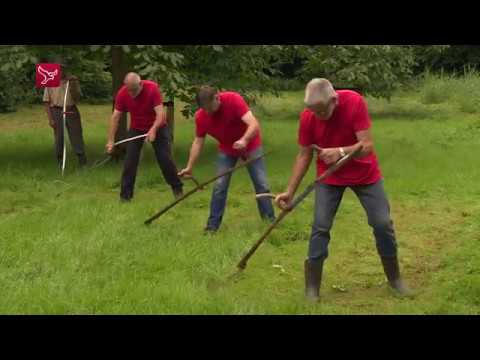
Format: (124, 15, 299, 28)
(380, 256, 414, 297)
(305, 258, 324, 302)
(173, 187, 184, 200)
(78, 154, 87, 168)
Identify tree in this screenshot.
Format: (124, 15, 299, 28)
(298, 45, 417, 100)
(110, 46, 130, 157)
(130, 45, 287, 117)
(412, 45, 480, 73)
(0, 45, 38, 112)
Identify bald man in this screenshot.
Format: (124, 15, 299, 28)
(106, 73, 183, 201)
(275, 78, 411, 301)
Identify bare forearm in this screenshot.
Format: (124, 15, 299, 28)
(152, 112, 166, 130)
(287, 152, 313, 196)
(342, 140, 372, 157)
(241, 122, 259, 144)
(150, 104, 167, 132)
(108, 115, 121, 143)
(186, 139, 204, 169)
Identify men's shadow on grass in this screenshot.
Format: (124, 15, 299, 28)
(0, 142, 223, 172)
(0, 146, 59, 171)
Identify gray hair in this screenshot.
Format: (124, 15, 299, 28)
(304, 78, 336, 107)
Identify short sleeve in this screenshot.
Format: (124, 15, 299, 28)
(195, 111, 207, 138)
(151, 83, 163, 107)
(352, 96, 371, 132)
(231, 93, 250, 119)
(114, 90, 127, 112)
(298, 111, 314, 147)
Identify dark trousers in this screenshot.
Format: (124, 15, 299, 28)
(51, 106, 86, 164)
(308, 179, 398, 261)
(120, 127, 183, 200)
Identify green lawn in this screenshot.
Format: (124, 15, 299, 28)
(0, 90, 479, 314)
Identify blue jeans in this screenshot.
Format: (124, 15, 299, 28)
(206, 147, 275, 230)
(308, 180, 398, 261)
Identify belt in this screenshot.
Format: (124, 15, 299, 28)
(52, 105, 77, 109)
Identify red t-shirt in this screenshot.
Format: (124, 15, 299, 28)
(195, 92, 262, 157)
(298, 90, 382, 186)
(115, 80, 163, 131)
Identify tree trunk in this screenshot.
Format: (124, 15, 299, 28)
(111, 46, 129, 160)
(164, 100, 175, 143)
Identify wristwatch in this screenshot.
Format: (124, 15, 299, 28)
(339, 147, 346, 158)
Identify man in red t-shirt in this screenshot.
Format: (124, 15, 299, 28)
(275, 78, 411, 300)
(178, 86, 275, 232)
(106, 73, 183, 201)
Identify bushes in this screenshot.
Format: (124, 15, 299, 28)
(74, 61, 112, 104)
(0, 46, 37, 112)
(45, 49, 112, 104)
(0, 71, 24, 112)
(420, 68, 480, 113)
(299, 46, 416, 100)
(0, 46, 112, 113)
(420, 70, 452, 104)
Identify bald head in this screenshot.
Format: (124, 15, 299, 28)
(124, 72, 143, 97)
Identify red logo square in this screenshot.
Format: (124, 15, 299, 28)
(36, 63, 61, 88)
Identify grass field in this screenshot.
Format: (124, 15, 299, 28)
(1, 85, 479, 314)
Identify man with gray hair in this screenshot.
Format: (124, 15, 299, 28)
(106, 73, 183, 201)
(275, 78, 411, 301)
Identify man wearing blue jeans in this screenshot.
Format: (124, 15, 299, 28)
(276, 79, 411, 300)
(178, 86, 275, 232)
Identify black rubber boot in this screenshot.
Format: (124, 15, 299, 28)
(173, 187, 184, 200)
(203, 226, 218, 235)
(380, 256, 414, 297)
(78, 154, 88, 168)
(304, 258, 324, 302)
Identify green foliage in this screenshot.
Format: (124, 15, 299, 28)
(415, 45, 480, 73)
(89, 45, 289, 117)
(300, 45, 416, 99)
(132, 45, 189, 99)
(1, 88, 480, 314)
(420, 70, 452, 104)
(132, 45, 287, 117)
(0, 46, 38, 112)
(32, 46, 112, 103)
(454, 68, 480, 114)
(0, 45, 112, 112)
(4, 44, 480, 116)
(411, 45, 450, 73)
(420, 67, 480, 113)
(66, 50, 112, 104)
